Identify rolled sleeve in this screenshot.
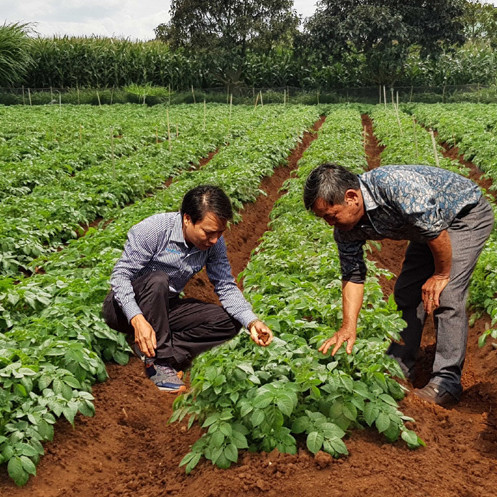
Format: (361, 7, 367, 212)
(336, 239, 367, 283)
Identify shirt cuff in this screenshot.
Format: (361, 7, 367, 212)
(238, 310, 259, 329)
(122, 301, 143, 323)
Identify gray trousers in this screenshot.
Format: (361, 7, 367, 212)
(388, 196, 494, 398)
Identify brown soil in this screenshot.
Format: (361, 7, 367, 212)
(1, 116, 497, 497)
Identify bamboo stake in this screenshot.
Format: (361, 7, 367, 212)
(28, 88, 32, 106)
(378, 85, 381, 104)
(391, 87, 395, 107)
(383, 86, 387, 109)
(168, 84, 171, 106)
(284, 88, 287, 105)
(203, 99, 206, 132)
(412, 117, 419, 162)
(396, 91, 399, 110)
(110, 127, 115, 180)
(394, 101, 403, 136)
(167, 109, 171, 151)
(97, 90, 101, 107)
(254, 92, 259, 109)
(191, 85, 196, 104)
(430, 128, 440, 167)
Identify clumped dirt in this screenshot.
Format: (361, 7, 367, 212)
(1, 115, 497, 497)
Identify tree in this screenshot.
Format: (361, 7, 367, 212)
(302, 0, 466, 85)
(460, 1, 497, 46)
(155, 0, 299, 56)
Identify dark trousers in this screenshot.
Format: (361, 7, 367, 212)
(388, 196, 494, 398)
(102, 271, 242, 371)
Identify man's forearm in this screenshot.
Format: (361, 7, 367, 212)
(342, 280, 364, 329)
(427, 230, 452, 277)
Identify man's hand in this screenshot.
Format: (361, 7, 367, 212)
(130, 314, 157, 357)
(319, 326, 357, 356)
(422, 275, 450, 314)
(248, 320, 274, 347)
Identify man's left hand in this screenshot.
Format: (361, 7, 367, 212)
(422, 275, 450, 314)
(248, 320, 274, 347)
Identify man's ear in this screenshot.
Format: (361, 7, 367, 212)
(344, 189, 360, 206)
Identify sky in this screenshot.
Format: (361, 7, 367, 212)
(0, 0, 319, 42)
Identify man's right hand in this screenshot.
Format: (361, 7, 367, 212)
(130, 314, 157, 358)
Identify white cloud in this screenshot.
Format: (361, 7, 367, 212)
(0, 1, 320, 41)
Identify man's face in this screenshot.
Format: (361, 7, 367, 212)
(183, 211, 227, 250)
(312, 193, 362, 231)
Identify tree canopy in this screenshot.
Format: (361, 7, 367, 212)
(301, 0, 467, 84)
(155, 0, 299, 56)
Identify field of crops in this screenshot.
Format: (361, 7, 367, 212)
(0, 102, 496, 496)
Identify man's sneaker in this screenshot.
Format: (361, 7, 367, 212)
(149, 363, 186, 393)
(413, 382, 459, 408)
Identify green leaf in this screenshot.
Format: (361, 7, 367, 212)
(230, 431, 248, 449)
(209, 430, 225, 448)
(20, 456, 37, 476)
(185, 452, 201, 474)
(251, 409, 265, 427)
(224, 443, 238, 463)
(306, 431, 324, 454)
(276, 394, 294, 417)
(16, 443, 38, 458)
(375, 412, 391, 433)
(8, 457, 29, 486)
(253, 391, 273, 409)
(291, 416, 310, 434)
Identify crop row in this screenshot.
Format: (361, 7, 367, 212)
(0, 104, 282, 277)
(0, 104, 228, 196)
(407, 103, 497, 186)
(370, 106, 497, 339)
(172, 107, 422, 474)
(0, 104, 323, 486)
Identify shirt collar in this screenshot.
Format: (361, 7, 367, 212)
(170, 211, 190, 247)
(359, 177, 378, 213)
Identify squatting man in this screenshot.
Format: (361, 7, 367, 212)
(103, 185, 273, 393)
(304, 163, 494, 407)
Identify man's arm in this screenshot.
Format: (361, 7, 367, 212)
(424, 229, 451, 314)
(205, 238, 273, 346)
(319, 280, 364, 356)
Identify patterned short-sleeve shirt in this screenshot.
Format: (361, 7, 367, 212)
(335, 165, 482, 283)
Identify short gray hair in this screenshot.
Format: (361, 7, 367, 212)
(303, 163, 360, 210)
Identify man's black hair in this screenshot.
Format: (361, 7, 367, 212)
(303, 163, 360, 210)
(181, 185, 233, 224)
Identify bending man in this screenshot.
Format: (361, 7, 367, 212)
(304, 163, 493, 407)
(103, 185, 273, 393)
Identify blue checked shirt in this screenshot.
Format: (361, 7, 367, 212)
(335, 165, 482, 283)
(110, 212, 258, 326)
